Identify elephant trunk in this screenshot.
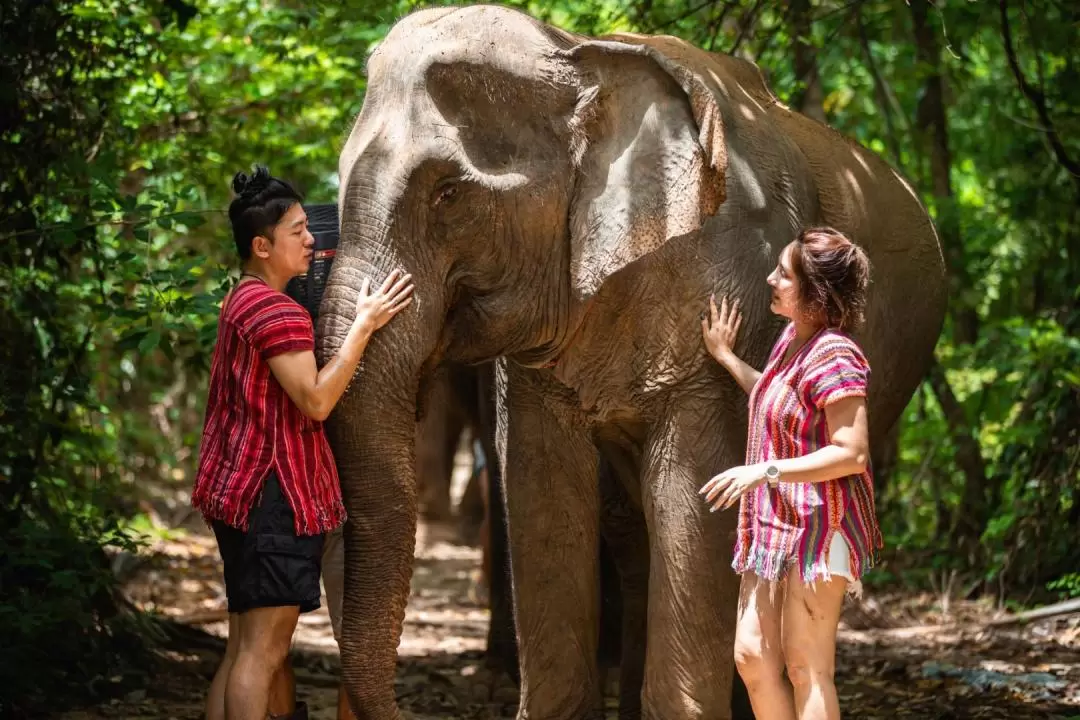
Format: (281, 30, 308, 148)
(316, 241, 442, 719)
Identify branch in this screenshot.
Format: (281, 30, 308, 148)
(704, 2, 737, 53)
(925, 360, 990, 547)
(842, 597, 1080, 642)
(642, 0, 719, 34)
(727, 0, 766, 57)
(999, 0, 1080, 194)
(752, 2, 796, 61)
(0, 209, 222, 242)
(856, 7, 902, 168)
(136, 88, 308, 144)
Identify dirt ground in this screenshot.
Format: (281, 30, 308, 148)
(55, 452, 1080, 720)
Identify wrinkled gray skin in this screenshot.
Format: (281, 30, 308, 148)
(315, 6, 947, 720)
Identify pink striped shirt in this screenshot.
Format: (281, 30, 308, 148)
(733, 323, 883, 583)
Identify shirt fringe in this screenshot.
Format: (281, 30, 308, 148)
(193, 486, 346, 537)
(733, 543, 793, 583)
(734, 531, 879, 597)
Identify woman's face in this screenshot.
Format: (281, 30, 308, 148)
(767, 243, 801, 320)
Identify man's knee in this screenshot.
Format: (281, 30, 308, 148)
(238, 607, 299, 663)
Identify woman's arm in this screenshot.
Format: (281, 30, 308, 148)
(767, 395, 869, 483)
(701, 294, 761, 394)
(700, 395, 869, 511)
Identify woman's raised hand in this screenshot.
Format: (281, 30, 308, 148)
(701, 293, 743, 362)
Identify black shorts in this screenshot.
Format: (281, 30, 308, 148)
(212, 473, 325, 614)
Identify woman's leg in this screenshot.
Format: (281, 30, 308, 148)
(206, 613, 241, 720)
(733, 572, 797, 720)
(781, 576, 847, 720)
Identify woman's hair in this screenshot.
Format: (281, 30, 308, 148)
(789, 226, 871, 332)
(228, 165, 304, 260)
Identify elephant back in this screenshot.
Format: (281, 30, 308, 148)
(605, 33, 947, 438)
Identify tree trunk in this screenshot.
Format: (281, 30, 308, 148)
(791, 0, 826, 123)
(910, 0, 978, 345)
(910, 0, 991, 554)
(925, 361, 988, 553)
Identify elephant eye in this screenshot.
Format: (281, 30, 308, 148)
(433, 181, 459, 207)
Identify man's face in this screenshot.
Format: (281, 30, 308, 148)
(266, 202, 314, 277)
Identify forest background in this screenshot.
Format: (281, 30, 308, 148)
(2, 0, 1077, 713)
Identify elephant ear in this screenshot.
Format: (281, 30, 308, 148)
(562, 38, 729, 299)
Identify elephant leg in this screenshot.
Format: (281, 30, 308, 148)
(475, 363, 519, 681)
(458, 453, 487, 541)
(499, 362, 603, 720)
(485, 450, 518, 682)
(415, 367, 459, 523)
(639, 405, 746, 720)
(598, 454, 649, 720)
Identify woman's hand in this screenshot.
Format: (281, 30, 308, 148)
(699, 463, 766, 512)
(701, 293, 742, 362)
(355, 269, 414, 331)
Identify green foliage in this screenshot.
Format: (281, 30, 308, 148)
(1, 0, 416, 709)
(1047, 573, 1080, 601)
(0, 513, 154, 715)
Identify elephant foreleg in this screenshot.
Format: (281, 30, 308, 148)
(640, 402, 747, 720)
(598, 455, 649, 720)
(498, 362, 604, 720)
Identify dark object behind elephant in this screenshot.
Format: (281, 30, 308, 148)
(317, 6, 947, 720)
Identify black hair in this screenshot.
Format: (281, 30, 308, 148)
(228, 165, 304, 260)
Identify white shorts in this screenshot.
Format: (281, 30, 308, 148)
(824, 532, 863, 598)
(826, 531, 854, 582)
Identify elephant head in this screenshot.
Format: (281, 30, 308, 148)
(317, 6, 750, 716)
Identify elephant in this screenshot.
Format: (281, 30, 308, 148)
(315, 5, 947, 720)
(413, 362, 478, 525)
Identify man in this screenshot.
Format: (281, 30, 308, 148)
(192, 165, 413, 720)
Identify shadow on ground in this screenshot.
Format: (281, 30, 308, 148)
(56, 520, 1079, 720)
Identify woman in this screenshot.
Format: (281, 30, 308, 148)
(193, 165, 413, 720)
(700, 226, 883, 720)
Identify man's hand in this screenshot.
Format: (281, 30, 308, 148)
(354, 270, 414, 331)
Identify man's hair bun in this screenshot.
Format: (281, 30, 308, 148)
(232, 165, 272, 199)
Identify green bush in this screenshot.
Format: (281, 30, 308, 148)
(0, 512, 152, 715)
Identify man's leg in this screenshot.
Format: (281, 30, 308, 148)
(782, 576, 847, 720)
(206, 614, 241, 720)
(267, 660, 297, 718)
(225, 605, 300, 720)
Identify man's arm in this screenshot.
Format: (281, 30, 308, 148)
(267, 319, 376, 422)
(268, 271, 413, 421)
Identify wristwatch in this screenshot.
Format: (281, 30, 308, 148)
(764, 464, 781, 487)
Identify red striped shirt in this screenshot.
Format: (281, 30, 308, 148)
(191, 280, 345, 536)
(733, 323, 883, 582)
